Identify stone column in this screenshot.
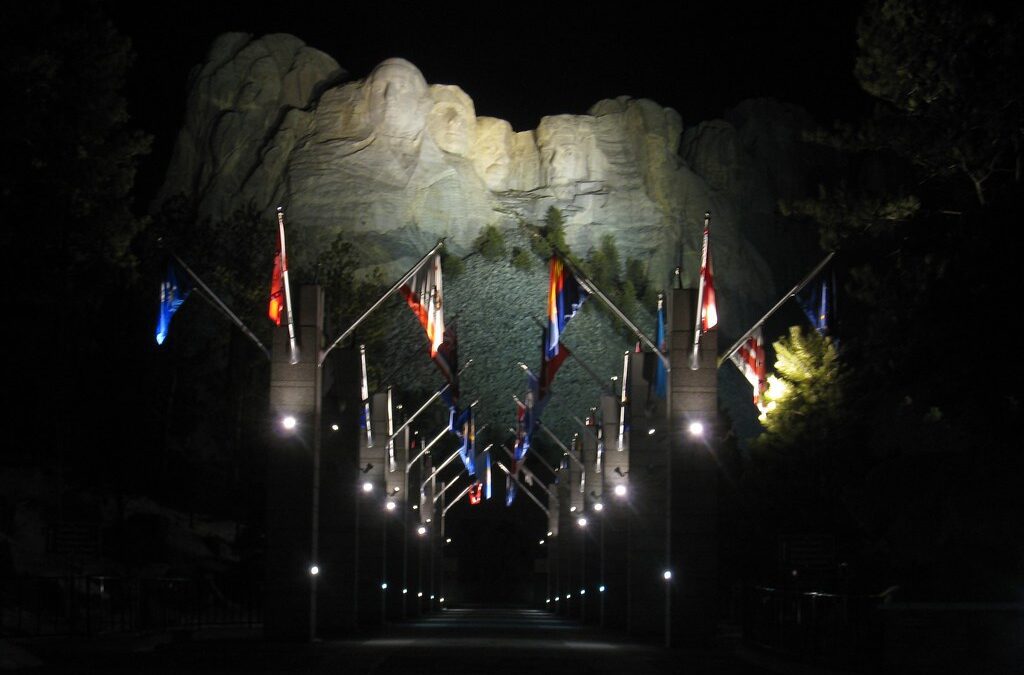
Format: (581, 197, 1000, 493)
(668, 287, 718, 646)
(265, 285, 323, 641)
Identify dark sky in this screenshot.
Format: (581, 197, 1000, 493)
(107, 1, 870, 201)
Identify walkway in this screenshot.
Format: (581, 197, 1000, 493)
(12, 606, 773, 674)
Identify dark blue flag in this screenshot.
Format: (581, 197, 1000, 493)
(155, 262, 191, 345)
(654, 297, 667, 398)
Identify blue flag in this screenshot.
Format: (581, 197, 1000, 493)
(452, 406, 476, 477)
(155, 262, 191, 345)
(797, 277, 832, 335)
(546, 256, 589, 359)
(654, 297, 667, 398)
(505, 473, 517, 506)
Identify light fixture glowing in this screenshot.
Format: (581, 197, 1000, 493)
(648, 428, 656, 435)
(545, 598, 550, 604)
(614, 484, 627, 497)
(417, 526, 427, 536)
(663, 570, 672, 580)
(430, 595, 435, 600)
(331, 424, 339, 431)
(281, 415, 297, 430)
(547, 531, 553, 537)
(417, 592, 423, 598)
(402, 588, 408, 594)
(570, 506, 577, 512)
(425, 518, 431, 523)
(593, 502, 604, 512)
(688, 421, 704, 437)
(412, 505, 418, 510)
(381, 582, 388, 590)
(445, 537, 452, 544)
(577, 517, 588, 528)
(599, 585, 606, 592)
(385, 500, 397, 511)
(440, 597, 445, 603)
(566, 593, 572, 598)
(310, 565, 319, 576)
(362, 482, 373, 493)
(555, 596, 560, 601)
(539, 539, 545, 545)
(580, 589, 586, 595)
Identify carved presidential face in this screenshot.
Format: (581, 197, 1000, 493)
(366, 58, 429, 139)
(471, 117, 513, 190)
(427, 85, 476, 156)
(537, 117, 589, 185)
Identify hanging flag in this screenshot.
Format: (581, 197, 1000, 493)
(654, 295, 667, 398)
(728, 326, 768, 413)
(505, 473, 517, 507)
(539, 326, 570, 402)
(546, 255, 588, 359)
(452, 406, 476, 477)
(691, 214, 718, 369)
(796, 277, 832, 336)
(400, 253, 445, 357)
(268, 226, 286, 325)
(155, 261, 191, 345)
(483, 448, 492, 500)
(434, 321, 459, 402)
(468, 481, 483, 505)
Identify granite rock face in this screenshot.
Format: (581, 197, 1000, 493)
(157, 34, 830, 437)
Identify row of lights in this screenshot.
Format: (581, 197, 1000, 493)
(544, 572, 672, 606)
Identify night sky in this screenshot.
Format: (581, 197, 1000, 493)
(107, 0, 870, 204)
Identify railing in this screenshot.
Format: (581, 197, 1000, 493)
(743, 585, 885, 668)
(2, 575, 262, 637)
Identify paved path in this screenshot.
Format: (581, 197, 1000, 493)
(13, 607, 774, 674)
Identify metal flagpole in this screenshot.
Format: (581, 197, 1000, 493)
(557, 252, 669, 372)
(171, 253, 271, 359)
(320, 241, 445, 366)
(718, 251, 836, 366)
(618, 351, 629, 451)
(495, 461, 550, 516)
(277, 207, 299, 364)
(388, 361, 473, 448)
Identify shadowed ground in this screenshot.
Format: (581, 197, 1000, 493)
(13, 606, 774, 674)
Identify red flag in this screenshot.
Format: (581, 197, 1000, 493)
(268, 228, 285, 325)
(400, 253, 445, 357)
(698, 222, 718, 332)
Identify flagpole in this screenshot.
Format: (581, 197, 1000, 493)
(277, 208, 299, 364)
(718, 251, 836, 366)
(171, 253, 271, 360)
(556, 252, 669, 372)
(320, 240, 445, 366)
(501, 444, 555, 499)
(495, 461, 550, 516)
(360, 344, 373, 448)
(388, 360, 473, 449)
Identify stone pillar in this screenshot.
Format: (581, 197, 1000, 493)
(265, 285, 323, 641)
(668, 287, 718, 646)
(600, 393, 629, 629)
(625, 349, 669, 638)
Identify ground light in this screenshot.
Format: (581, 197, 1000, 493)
(385, 500, 397, 511)
(539, 539, 545, 545)
(593, 502, 604, 512)
(688, 421, 704, 437)
(281, 415, 297, 430)
(577, 517, 588, 527)
(599, 585, 606, 592)
(331, 424, 339, 431)
(381, 582, 388, 590)
(614, 484, 627, 497)
(310, 565, 319, 576)
(417, 526, 427, 536)
(663, 570, 672, 580)
(362, 482, 373, 493)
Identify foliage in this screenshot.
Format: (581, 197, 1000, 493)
(473, 224, 506, 260)
(855, 0, 1023, 205)
(510, 246, 533, 271)
(527, 206, 570, 260)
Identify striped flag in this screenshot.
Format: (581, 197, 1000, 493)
(269, 225, 287, 325)
(400, 253, 445, 357)
(546, 256, 588, 359)
(691, 214, 718, 369)
(729, 326, 767, 413)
